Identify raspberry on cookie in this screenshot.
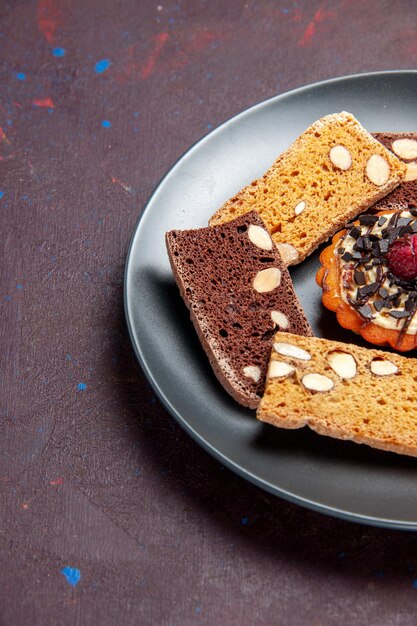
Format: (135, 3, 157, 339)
(316, 209, 417, 351)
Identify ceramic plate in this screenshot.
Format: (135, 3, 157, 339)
(125, 71, 417, 529)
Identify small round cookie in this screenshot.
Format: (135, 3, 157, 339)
(316, 208, 417, 351)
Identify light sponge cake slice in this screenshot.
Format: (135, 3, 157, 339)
(257, 331, 417, 457)
(209, 112, 406, 265)
(166, 212, 312, 409)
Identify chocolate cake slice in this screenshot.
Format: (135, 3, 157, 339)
(165, 212, 312, 408)
(372, 132, 417, 211)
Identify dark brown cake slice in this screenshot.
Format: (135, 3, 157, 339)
(165, 211, 312, 408)
(372, 132, 417, 211)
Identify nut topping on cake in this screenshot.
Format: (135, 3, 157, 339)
(273, 342, 311, 360)
(271, 310, 289, 329)
(248, 224, 273, 250)
(405, 162, 417, 182)
(329, 145, 352, 170)
(370, 359, 398, 376)
(327, 351, 357, 379)
(242, 365, 261, 382)
(253, 268, 281, 293)
(302, 373, 334, 392)
(391, 138, 417, 160)
(366, 154, 390, 186)
(294, 201, 306, 216)
(268, 361, 295, 378)
(276, 242, 300, 266)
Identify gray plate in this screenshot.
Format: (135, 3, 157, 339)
(125, 71, 417, 530)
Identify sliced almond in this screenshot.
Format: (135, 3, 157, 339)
(268, 360, 295, 379)
(327, 351, 357, 380)
(253, 267, 281, 293)
(302, 373, 334, 392)
(248, 224, 273, 251)
(273, 342, 311, 361)
(294, 200, 306, 216)
(271, 310, 289, 329)
(391, 138, 417, 160)
(276, 242, 300, 266)
(366, 154, 390, 186)
(243, 365, 261, 383)
(370, 359, 398, 376)
(329, 145, 352, 170)
(405, 162, 417, 182)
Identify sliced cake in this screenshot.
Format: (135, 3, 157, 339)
(257, 331, 417, 457)
(372, 132, 417, 211)
(166, 212, 312, 408)
(209, 112, 406, 265)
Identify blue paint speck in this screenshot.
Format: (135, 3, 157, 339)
(413, 578, 417, 589)
(134, 468, 142, 477)
(101, 120, 112, 128)
(133, 111, 140, 117)
(95, 59, 110, 74)
(52, 47, 66, 57)
(16, 72, 26, 80)
(61, 567, 81, 587)
(0, 191, 4, 199)
(66, 354, 72, 361)
(240, 517, 249, 525)
(195, 607, 201, 615)
(4, 295, 11, 301)
(207, 123, 213, 130)
(77, 382, 87, 391)
(37, 426, 44, 433)
(16, 284, 23, 290)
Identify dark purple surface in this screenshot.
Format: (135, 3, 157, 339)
(3, 1, 417, 624)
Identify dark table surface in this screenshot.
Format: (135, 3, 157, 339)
(3, 1, 417, 624)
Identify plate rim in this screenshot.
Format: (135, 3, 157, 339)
(124, 70, 417, 531)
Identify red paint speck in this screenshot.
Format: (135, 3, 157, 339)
(298, 3, 335, 47)
(33, 97, 55, 109)
(50, 477, 64, 486)
(298, 21, 316, 46)
(37, 0, 62, 45)
(140, 32, 169, 79)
